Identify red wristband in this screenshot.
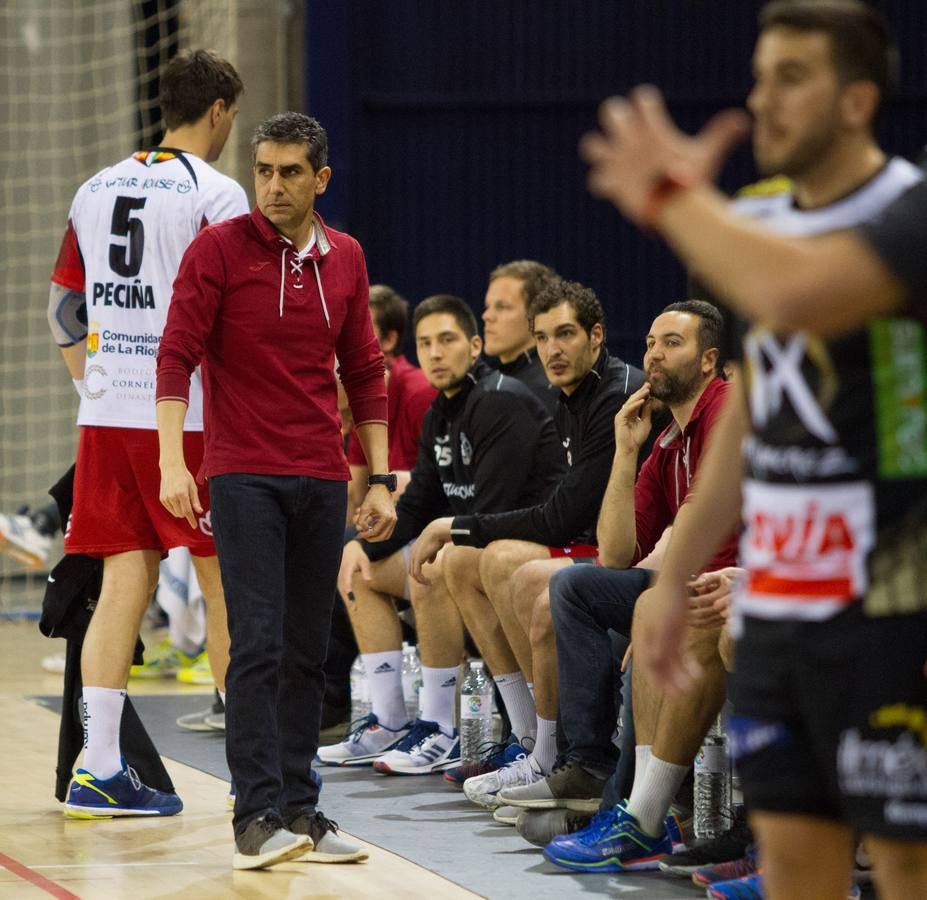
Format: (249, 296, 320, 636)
(640, 173, 693, 231)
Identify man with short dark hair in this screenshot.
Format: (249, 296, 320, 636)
(581, 1, 927, 895)
(320, 294, 565, 774)
(411, 278, 644, 804)
(55, 48, 246, 822)
(157, 111, 394, 869)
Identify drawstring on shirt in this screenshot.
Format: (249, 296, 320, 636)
(277, 245, 331, 328)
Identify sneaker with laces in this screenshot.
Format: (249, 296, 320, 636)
(516, 808, 594, 847)
(129, 637, 200, 679)
(176, 650, 213, 685)
(233, 814, 311, 870)
(498, 758, 607, 812)
(64, 764, 183, 818)
(693, 845, 759, 887)
(463, 753, 544, 809)
(176, 690, 224, 732)
(316, 714, 410, 766)
(0, 512, 51, 569)
(543, 802, 672, 873)
(658, 813, 753, 876)
(443, 737, 528, 788)
(373, 720, 460, 774)
(288, 810, 368, 863)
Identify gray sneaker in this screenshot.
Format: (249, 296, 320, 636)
(232, 814, 312, 870)
(288, 811, 369, 863)
(176, 693, 224, 732)
(204, 711, 226, 731)
(492, 805, 520, 825)
(515, 808, 593, 847)
(498, 759, 606, 811)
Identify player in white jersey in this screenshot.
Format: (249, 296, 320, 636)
(52, 50, 247, 820)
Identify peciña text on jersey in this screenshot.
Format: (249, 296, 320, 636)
(91, 280, 155, 310)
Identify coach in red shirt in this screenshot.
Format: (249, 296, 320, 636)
(156, 112, 395, 869)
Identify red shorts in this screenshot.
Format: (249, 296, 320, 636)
(65, 426, 214, 559)
(547, 544, 599, 562)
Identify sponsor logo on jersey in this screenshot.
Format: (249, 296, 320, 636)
(744, 329, 839, 444)
(838, 721, 927, 801)
(443, 482, 475, 500)
(91, 280, 155, 310)
(87, 321, 100, 358)
(89, 329, 160, 359)
(83, 364, 108, 401)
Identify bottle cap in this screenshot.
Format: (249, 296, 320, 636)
(471, 659, 484, 670)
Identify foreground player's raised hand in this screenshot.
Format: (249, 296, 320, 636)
(408, 517, 453, 586)
(579, 85, 749, 226)
(634, 580, 702, 697)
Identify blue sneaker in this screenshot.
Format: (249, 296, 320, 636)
(543, 802, 672, 872)
(64, 765, 182, 818)
(705, 872, 764, 898)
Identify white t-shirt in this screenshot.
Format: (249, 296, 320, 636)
(52, 149, 249, 429)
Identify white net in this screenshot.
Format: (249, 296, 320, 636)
(0, 1, 238, 610)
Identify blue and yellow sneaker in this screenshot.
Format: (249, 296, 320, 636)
(706, 872, 860, 899)
(543, 802, 672, 873)
(64, 764, 183, 818)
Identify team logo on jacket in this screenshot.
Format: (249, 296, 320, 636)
(460, 432, 472, 466)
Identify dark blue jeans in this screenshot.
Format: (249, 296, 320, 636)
(549, 565, 652, 775)
(210, 473, 347, 835)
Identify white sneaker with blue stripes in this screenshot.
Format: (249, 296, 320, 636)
(373, 719, 460, 774)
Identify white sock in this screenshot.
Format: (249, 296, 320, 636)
(419, 666, 458, 736)
(218, 690, 226, 705)
(363, 650, 406, 730)
(494, 672, 536, 743)
(530, 715, 558, 774)
(627, 753, 689, 836)
(81, 686, 126, 779)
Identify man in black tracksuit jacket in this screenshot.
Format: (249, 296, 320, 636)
(322, 294, 565, 775)
(407, 279, 645, 783)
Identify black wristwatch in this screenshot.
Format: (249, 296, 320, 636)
(368, 473, 398, 492)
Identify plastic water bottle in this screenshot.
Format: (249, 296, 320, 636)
(459, 659, 493, 764)
(349, 655, 371, 721)
(401, 642, 423, 721)
(694, 715, 733, 839)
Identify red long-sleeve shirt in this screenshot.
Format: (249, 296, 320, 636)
(632, 376, 739, 570)
(156, 208, 387, 480)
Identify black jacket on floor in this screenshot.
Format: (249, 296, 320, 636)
(39, 465, 174, 801)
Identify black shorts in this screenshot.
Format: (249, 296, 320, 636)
(728, 603, 927, 839)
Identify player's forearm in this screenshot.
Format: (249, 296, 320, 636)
(657, 187, 902, 335)
(156, 399, 189, 467)
(655, 382, 747, 588)
(354, 422, 389, 475)
(596, 450, 638, 569)
(59, 342, 87, 380)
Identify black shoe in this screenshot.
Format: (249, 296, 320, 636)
(657, 809, 753, 876)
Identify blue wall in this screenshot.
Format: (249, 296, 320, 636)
(306, 0, 927, 367)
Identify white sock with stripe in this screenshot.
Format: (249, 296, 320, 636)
(363, 650, 406, 730)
